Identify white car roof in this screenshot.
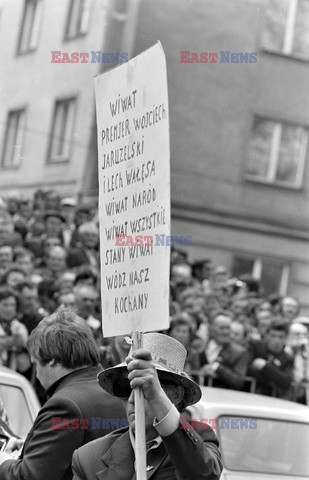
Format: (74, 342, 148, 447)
(188, 387, 309, 424)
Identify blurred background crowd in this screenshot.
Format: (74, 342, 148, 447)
(0, 189, 308, 406)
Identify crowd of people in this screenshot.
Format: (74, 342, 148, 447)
(0, 188, 308, 407)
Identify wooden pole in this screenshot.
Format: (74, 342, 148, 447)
(131, 331, 147, 480)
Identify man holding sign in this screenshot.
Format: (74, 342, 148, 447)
(72, 333, 223, 480)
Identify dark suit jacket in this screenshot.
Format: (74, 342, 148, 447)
(72, 422, 223, 480)
(247, 340, 294, 398)
(0, 365, 126, 480)
(199, 342, 250, 390)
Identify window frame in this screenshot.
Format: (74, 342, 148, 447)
(47, 97, 77, 164)
(261, 0, 309, 62)
(64, 0, 92, 41)
(17, 0, 43, 55)
(245, 116, 308, 189)
(1, 108, 26, 170)
(232, 254, 290, 296)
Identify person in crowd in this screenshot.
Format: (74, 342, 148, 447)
(0, 287, 30, 374)
(168, 316, 194, 348)
(57, 271, 77, 294)
(0, 246, 14, 279)
(100, 335, 131, 369)
(230, 294, 250, 324)
(198, 311, 250, 390)
(0, 307, 126, 480)
(293, 316, 309, 333)
(285, 322, 309, 403)
(170, 263, 192, 285)
(26, 211, 65, 258)
(74, 266, 98, 288)
(0, 267, 27, 288)
(0, 215, 19, 247)
(74, 205, 92, 231)
(36, 246, 67, 281)
(74, 285, 102, 344)
(254, 300, 272, 317)
(60, 198, 78, 249)
(72, 333, 223, 480)
(15, 281, 46, 334)
(247, 319, 294, 399)
(170, 247, 189, 267)
(230, 320, 250, 347)
(67, 223, 100, 269)
(167, 315, 206, 372)
(250, 311, 273, 341)
(13, 248, 39, 283)
(56, 291, 77, 308)
(280, 296, 300, 324)
(205, 266, 230, 296)
(191, 259, 212, 283)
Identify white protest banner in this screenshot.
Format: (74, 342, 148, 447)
(94, 42, 170, 337)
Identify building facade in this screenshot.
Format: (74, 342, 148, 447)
(133, 0, 309, 309)
(0, 0, 138, 198)
(1, 0, 309, 308)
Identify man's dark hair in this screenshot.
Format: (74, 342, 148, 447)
(27, 306, 99, 368)
(0, 266, 27, 285)
(74, 267, 98, 286)
(14, 280, 36, 293)
(192, 259, 211, 278)
(168, 315, 194, 338)
(0, 286, 18, 303)
(266, 318, 289, 335)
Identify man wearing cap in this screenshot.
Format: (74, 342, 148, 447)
(72, 333, 223, 480)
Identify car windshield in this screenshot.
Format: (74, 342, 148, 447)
(218, 416, 309, 477)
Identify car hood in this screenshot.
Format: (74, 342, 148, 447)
(221, 470, 306, 480)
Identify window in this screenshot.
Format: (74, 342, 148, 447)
(245, 117, 308, 188)
(232, 255, 289, 295)
(261, 0, 309, 61)
(65, 0, 92, 40)
(1, 109, 26, 168)
(219, 417, 309, 476)
(0, 384, 33, 438)
(18, 0, 43, 54)
(48, 98, 76, 162)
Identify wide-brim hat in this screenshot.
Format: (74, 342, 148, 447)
(98, 333, 201, 408)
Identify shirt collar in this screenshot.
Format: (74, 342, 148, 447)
(45, 365, 95, 397)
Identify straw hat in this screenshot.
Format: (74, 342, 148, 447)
(98, 333, 201, 408)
